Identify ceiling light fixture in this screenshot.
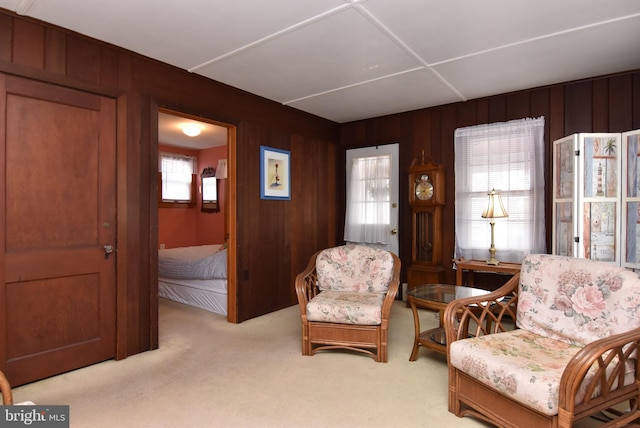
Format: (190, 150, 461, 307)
(182, 124, 202, 137)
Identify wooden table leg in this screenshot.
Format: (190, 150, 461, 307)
(409, 296, 421, 361)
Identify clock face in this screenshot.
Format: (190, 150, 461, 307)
(409, 164, 444, 206)
(415, 181, 433, 200)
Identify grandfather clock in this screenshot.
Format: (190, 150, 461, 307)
(407, 154, 445, 289)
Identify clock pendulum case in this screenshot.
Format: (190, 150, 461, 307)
(407, 155, 445, 289)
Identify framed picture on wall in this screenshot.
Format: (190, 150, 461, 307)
(260, 146, 291, 200)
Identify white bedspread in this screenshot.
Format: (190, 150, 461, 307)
(158, 245, 227, 280)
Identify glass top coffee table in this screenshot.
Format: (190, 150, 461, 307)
(408, 283, 491, 360)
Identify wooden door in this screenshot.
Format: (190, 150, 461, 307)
(0, 75, 117, 386)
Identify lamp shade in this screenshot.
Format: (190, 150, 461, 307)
(215, 159, 228, 179)
(481, 189, 508, 219)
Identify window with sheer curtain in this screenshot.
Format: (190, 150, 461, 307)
(158, 152, 197, 205)
(454, 117, 546, 263)
(344, 154, 391, 247)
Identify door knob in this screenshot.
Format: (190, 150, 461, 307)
(390, 229, 398, 235)
(104, 245, 114, 259)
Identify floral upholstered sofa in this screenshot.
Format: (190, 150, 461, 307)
(445, 253, 640, 428)
(295, 244, 400, 362)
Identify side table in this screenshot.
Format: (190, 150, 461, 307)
(453, 258, 521, 287)
(408, 284, 491, 360)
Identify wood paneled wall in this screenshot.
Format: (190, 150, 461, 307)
(340, 70, 640, 285)
(0, 10, 339, 362)
(2, 8, 639, 356)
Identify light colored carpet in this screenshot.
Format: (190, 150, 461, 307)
(12, 299, 604, 427)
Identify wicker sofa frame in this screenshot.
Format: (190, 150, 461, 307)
(444, 271, 640, 428)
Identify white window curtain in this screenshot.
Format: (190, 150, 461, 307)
(454, 117, 546, 263)
(158, 152, 196, 174)
(159, 152, 197, 201)
(344, 155, 391, 246)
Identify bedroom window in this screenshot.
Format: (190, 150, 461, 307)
(158, 152, 197, 208)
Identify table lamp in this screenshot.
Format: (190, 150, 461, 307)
(481, 189, 508, 265)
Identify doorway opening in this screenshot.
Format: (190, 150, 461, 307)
(156, 109, 237, 322)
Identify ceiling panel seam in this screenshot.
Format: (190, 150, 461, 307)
(16, 0, 36, 15)
(430, 12, 640, 68)
(188, 3, 354, 73)
(354, 4, 467, 102)
(282, 66, 425, 106)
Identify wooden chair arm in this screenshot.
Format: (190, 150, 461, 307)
(0, 370, 13, 405)
(558, 327, 640, 416)
(294, 251, 321, 317)
(444, 273, 520, 349)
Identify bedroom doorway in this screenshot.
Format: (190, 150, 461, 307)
(156, 109, 237, 322)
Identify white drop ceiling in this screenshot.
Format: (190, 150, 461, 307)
(2, 0, 640, 126)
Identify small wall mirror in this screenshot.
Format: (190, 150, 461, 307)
(201, 167, 220, 213)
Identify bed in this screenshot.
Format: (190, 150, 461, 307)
(158, 244, 228, 316)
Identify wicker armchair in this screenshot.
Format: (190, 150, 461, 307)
(445, 254, 640, 428)
(295, 244, 400, 362)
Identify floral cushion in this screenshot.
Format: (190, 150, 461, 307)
(316, 245, 394, 293)
(450, 253, 640, 416)
(306, 290, 384, 325)
(518, 254, 640, 346)
(449, 329, 636, 416)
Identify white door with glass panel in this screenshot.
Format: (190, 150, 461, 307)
(344, 144, 399, 256)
